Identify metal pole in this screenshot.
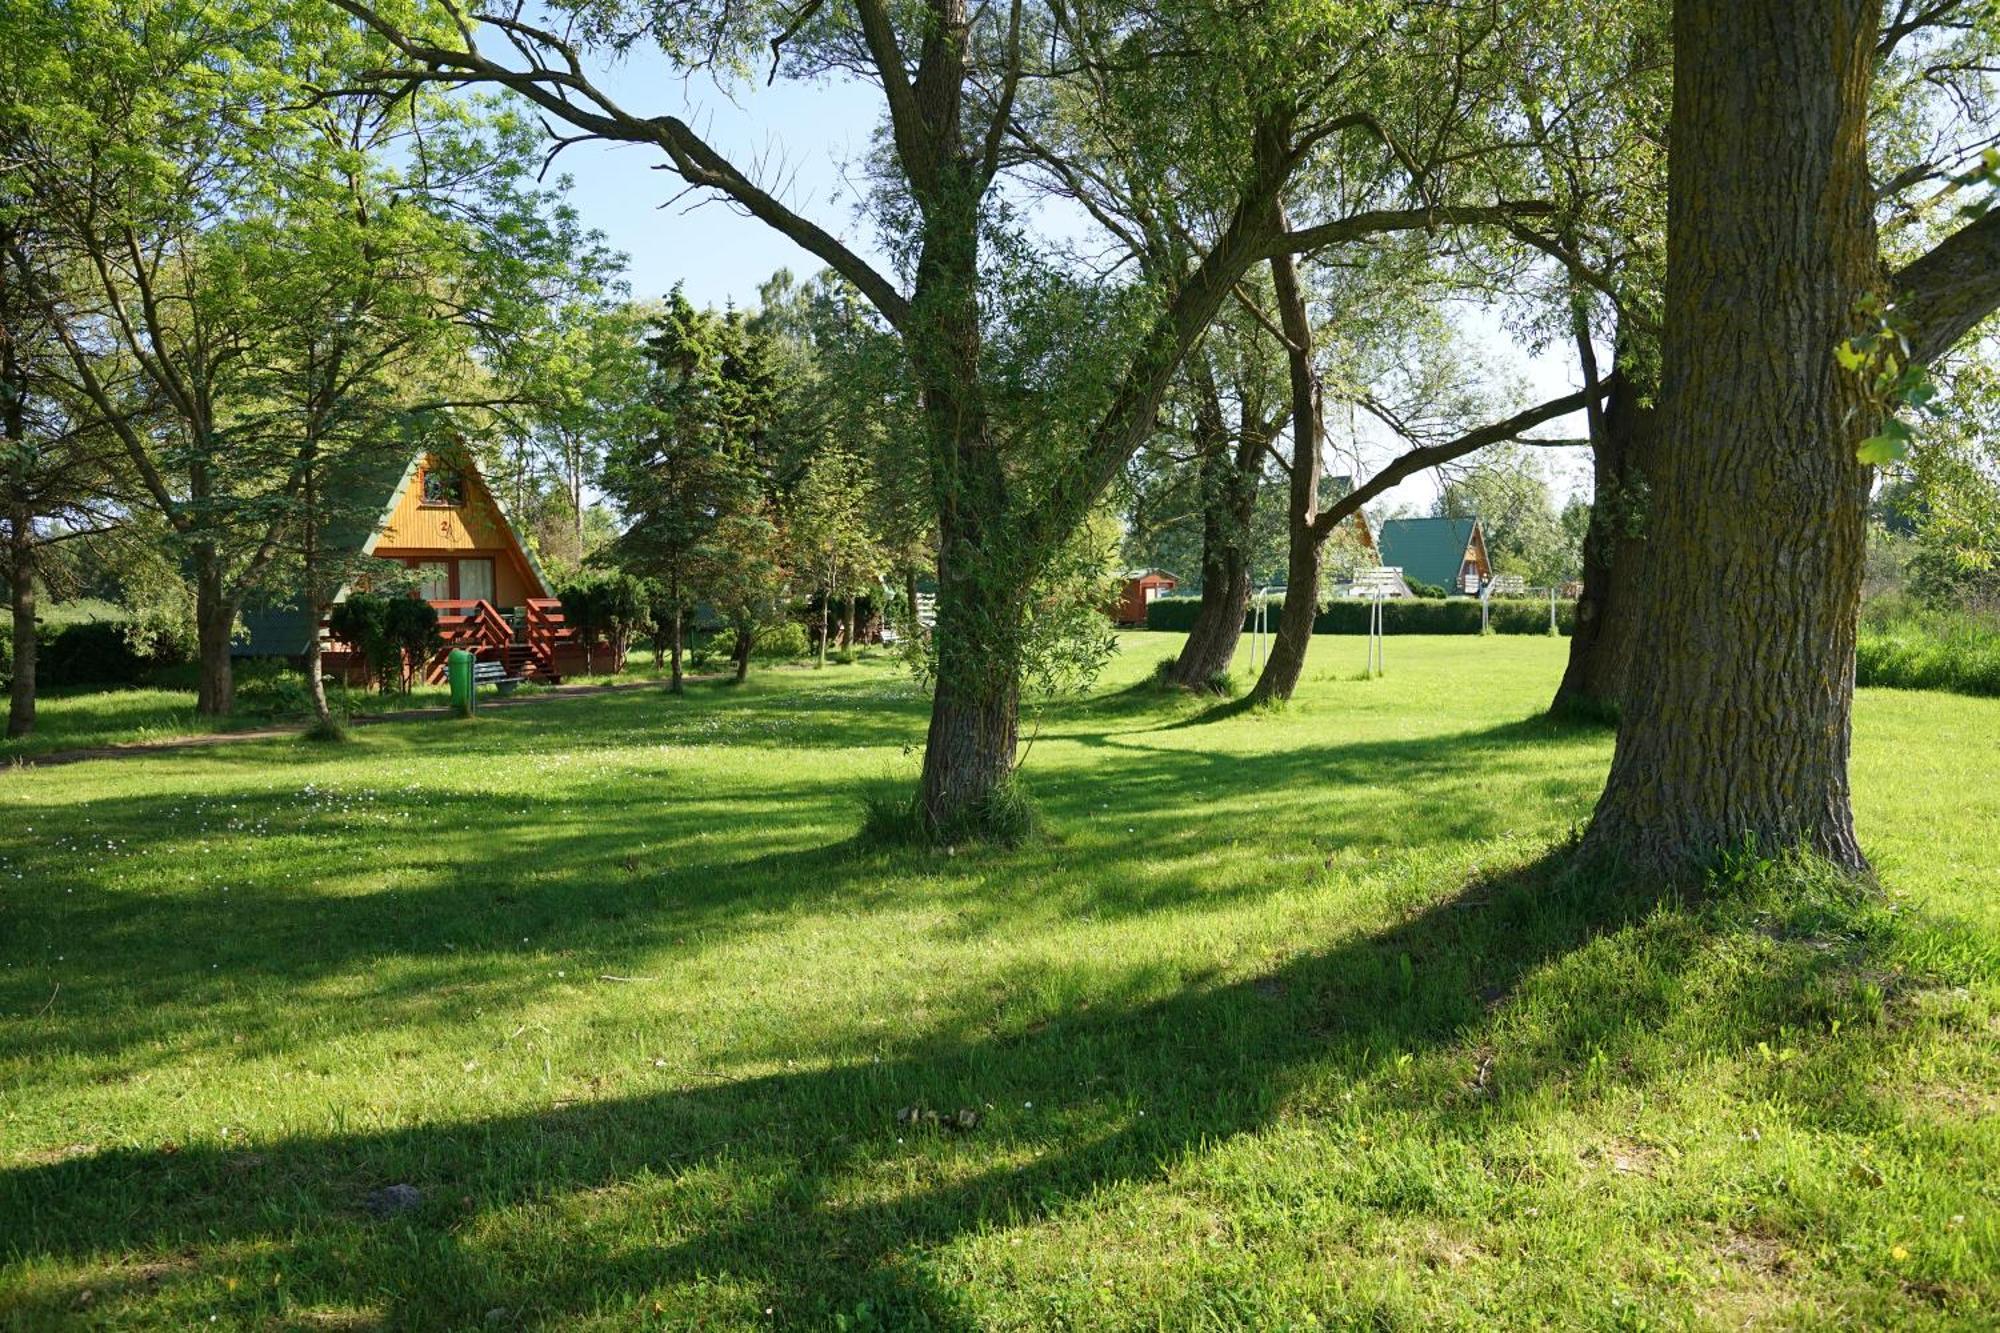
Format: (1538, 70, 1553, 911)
(1549, 586, 1557, 633)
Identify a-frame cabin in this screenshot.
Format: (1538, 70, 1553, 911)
(238, 450, 582, 683)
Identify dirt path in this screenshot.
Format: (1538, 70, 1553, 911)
(2, 679, 679, 771)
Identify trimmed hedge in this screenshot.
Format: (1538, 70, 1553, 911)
(36, 620, 152, 686)
(1144, 594, 1573, 636)
(0, 612, 192, 691)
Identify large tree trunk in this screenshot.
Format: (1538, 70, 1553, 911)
(1585, 0, 1880, 875)
(1165, 398, 1261, 689)
(918, 561, 1022, 835)
(192, 547, 235, 718)
(1553, 365, 1655, 718)
(1250, 238, 1321, 705)
(732, 625, 752, 682)
(1171, 547, 1252, 688)
(7, 522, 34, 740)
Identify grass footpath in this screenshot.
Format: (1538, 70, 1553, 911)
(2, 635, 1997, 1329)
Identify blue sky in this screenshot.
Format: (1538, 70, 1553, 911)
(548, 64, 1592, 509)
(553, 66, 887, 307)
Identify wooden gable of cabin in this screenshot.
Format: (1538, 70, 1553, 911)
(1463, 521, 1492, 587)
(367, 453, 553, 610)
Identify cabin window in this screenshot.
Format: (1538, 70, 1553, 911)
(414, 561, 450, 603)
(459, 558, 496, 605)
(421, 468, 464, 506)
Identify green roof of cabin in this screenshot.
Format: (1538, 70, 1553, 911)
(1376, 517, 1478, 591)
(234, 440, 542, 659)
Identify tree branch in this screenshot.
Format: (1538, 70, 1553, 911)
(329, 0, 912, 329)
(1893, 207, 2000, 365)
(1309, 382, 1613, 541)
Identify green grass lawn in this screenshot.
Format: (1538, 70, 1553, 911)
(2, 634, 1996, 1329)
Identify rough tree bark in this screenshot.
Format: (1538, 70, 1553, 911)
(1165, 372, 1268, 690)
(1585, 0, 1881, 874)
(192, 546, 236, 718)
(1249, 239, 1323, 705)
(911, 174, 1026, 833)
(732, 625, 752, 682)
(1552, 354, 1655, 718)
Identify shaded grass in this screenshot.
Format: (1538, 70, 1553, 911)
(1, 635, 1996, 1329)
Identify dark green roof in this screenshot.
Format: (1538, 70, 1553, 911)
(1376, 517, 1479, 591)
(235, 449, 421, 658)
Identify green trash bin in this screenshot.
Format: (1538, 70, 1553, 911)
(447, 648, 475, 716)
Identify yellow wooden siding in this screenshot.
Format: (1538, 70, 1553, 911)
(372, 455, 546, 604)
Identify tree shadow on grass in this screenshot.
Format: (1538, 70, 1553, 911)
(0, 713, 1610, 1075)
(1, 849, 1699, 1329)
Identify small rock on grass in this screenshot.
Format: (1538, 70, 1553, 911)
(896, 1105, 981, 1132)
(364, 1183, 425, 1218)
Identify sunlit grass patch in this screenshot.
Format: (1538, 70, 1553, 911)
(1, 635, 1994, 1328)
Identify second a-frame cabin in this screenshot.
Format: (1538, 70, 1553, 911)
(1376, 516, 1492, 595)
(238, 448, 584, 683)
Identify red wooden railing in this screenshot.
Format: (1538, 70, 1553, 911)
(324, 595, 580, 685)
(523, 597, 577, 679)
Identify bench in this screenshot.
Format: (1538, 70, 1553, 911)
(471, 660, 523, 695)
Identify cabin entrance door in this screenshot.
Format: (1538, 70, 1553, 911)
(460, 558, 496, 606)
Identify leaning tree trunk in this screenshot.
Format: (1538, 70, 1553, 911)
(1585, 0, 1880, 875)
(1552, 364, 1655, 718)
(192, 547, 235, 718)
(7, 520, 34, 740)
(1250, 237, 1322, 705)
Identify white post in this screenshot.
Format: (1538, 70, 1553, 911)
(1549, 586, 1557, 633)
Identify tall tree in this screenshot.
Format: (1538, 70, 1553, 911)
(0, 220, 130, 739)
(1584, 0, 2000, 874)
(336, 0, 1554, 837)
(1247, 236, 1604, 704)
(606, 289, 778, 693)
(1149, 306, 1286, 690)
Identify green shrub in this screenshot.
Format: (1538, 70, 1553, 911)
(39, 621, 150, 686)
(329, 594, 440, 693)
(1144, 595, 1573, 636)
(1405, 578, 1448, 599)
(752, 621, 810, 659)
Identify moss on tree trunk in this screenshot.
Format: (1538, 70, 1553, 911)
(1585, 0, 1880, 875)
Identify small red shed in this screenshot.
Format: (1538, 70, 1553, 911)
(1114, 568, 1179, 626)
